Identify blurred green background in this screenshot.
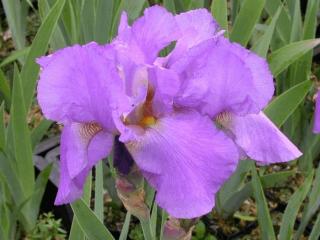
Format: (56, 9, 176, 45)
(0, 0, 320, 239)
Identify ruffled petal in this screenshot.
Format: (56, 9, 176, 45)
(37, 42, 121, 131)
(167, 9, 220, 65)
(114, 6, 179, 64)
(229, 112, 302, 164)
(176, 9, 219, 48)
(54, 124, 113, 205)
(118, 12, 130, 33)
(313, 91, 320, 133)
(172, 37, 274, 117)
(148, 66, 181, 116)
(126, 111, 239, 218)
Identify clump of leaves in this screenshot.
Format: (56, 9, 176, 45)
(26, 212, 66, 240)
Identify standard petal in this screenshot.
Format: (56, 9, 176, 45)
(54, 124, 113, 205)
(37, 42, 121, 130)
(114, 6, 179, 64)
(313, 91, 320, 133)
(167, 9, 220, 65)
(148, 66, 181, 116)
(172, 37, 274, 117)
(126, 111, 239, 218)
(175, 9, 219, 48)
(118, 12, 130, 33)
(229, 112, 302, 164)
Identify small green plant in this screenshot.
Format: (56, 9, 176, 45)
(129, 224, 144, 240)
(192, 221, 218, 240)
(26, 212, 66, 240)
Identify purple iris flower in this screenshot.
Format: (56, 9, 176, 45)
(314, 91, 320, 133)
(37, 6, 302, 218)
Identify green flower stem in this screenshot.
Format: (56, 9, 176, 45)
(139, 217, 155, 240)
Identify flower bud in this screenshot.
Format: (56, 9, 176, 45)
(163, 218, 195, 240)
(116, 167, 150, 220)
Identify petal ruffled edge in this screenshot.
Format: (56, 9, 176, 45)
(114, 6, 179, 64)
(167, 8, 220, 65)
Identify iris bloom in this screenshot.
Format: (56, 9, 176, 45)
(37, 6, 301, 218)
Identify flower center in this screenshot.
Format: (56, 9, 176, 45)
(215, 111, 232, 128)
(138, 86, 157, 127)
(79, 122, 102, 140)
(140, 116, 156, 126)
